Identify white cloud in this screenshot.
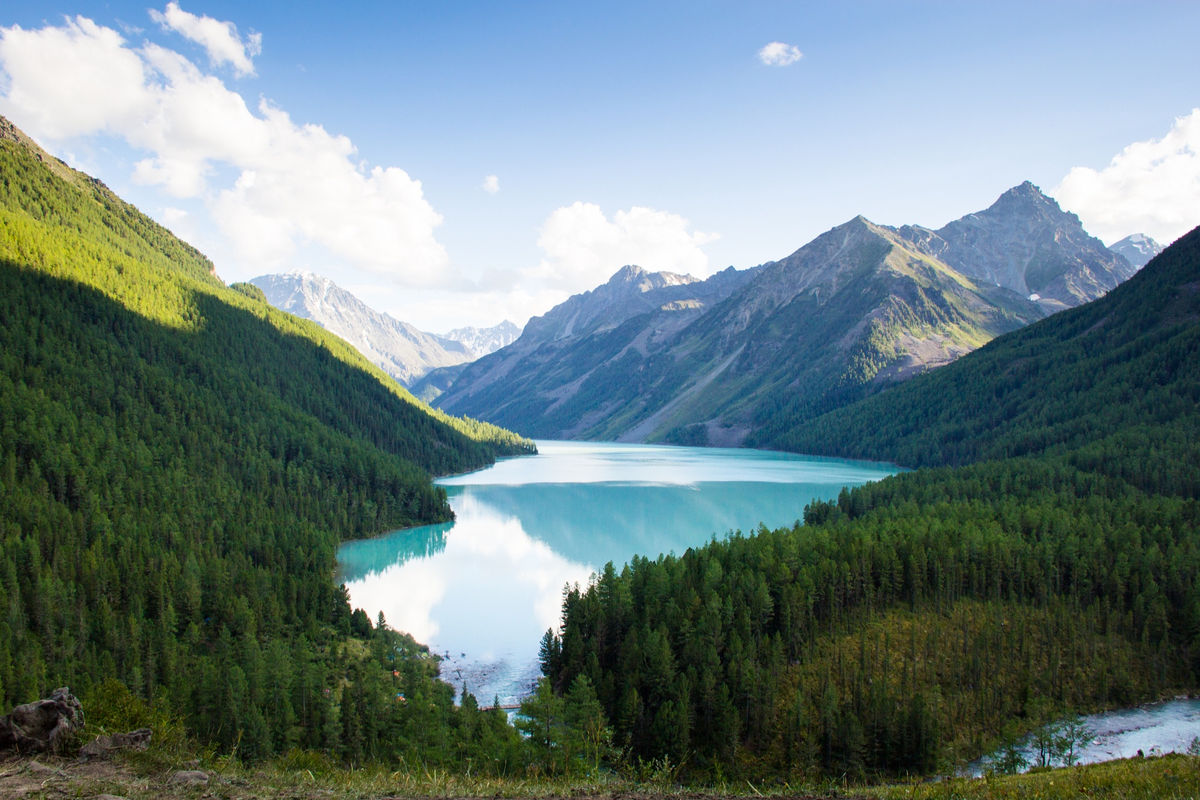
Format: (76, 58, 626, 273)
(149, 2, 261, 77)
(482, 174, 500, 194)
(1054, 108, 1200, 246)
(759, 41, 803, 67)
(0, 17, 150, 139)
(0, 14, 448, 283)
(369, 283, 562, 333)
(532, 202, 719, 291)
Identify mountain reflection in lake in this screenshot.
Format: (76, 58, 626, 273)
(338, 441, 899, 705)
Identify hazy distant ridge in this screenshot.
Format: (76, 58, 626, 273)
(251, 272, 519, 386)
(1109, 232, 1165, 268)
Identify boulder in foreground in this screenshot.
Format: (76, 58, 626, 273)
(0, 688, 84, 755)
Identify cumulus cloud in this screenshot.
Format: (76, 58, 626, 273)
(532, 202, 718, 291)
(482, 174, 500, 194)
(149, 2, 261, 77)
(0, 17, 149, 139)
(759, 41, 802, 67)
(0, 14, 448, 282)
(1054, 108, 1200, 246)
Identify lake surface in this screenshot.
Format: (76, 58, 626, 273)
(969, 698, 1200, 774)
(338, 440, 898, 705)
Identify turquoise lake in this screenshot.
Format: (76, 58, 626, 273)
(337, 440, 899, 705)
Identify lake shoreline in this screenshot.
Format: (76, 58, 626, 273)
(339, 440, 899, 705)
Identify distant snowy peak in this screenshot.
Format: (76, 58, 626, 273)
(257, 271, 351, 318)
(250, 272, 478, 387)
(1109, 233, 1164, 269)
(442, 320, 522, 359)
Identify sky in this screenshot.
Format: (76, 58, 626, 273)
(1, 1, 1198, 332)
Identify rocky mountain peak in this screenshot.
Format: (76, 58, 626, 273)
(902, 182, 1134, 309)
(606, 265, 697, 293)
(973, 181, 1068, 225)
(1001, 179, 1044, 201)
(769, 214, 895, 282)
(442, 320, 522, 359)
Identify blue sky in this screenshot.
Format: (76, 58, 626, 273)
(2, 1, 1198, 330)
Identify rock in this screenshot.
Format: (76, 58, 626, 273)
(0, 687, 84, 754)
(25, 759, 60, 776)
(78, 727, 152, 759)
(167, 769, 209, 786)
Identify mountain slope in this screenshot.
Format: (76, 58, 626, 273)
(433, 264, 757, 439)
(437, 192, 1067, 444)
(780, 225, 1200, 474)
(685, 215, 1041, 445)
(251, 271, 475, 386)
(0, 115, 532, 758)
(897, 181, 1136, 312)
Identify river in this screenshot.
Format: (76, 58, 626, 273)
(969, 698, 1200, 775)
(337, 440, 898, 705)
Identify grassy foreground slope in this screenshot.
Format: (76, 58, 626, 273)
(0, 117, 533, 761)
(548, 229, 1200, 781)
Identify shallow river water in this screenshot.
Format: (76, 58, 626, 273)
(969, 698, 1200, 774)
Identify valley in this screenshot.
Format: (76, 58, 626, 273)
(0, 79, 1197, 798)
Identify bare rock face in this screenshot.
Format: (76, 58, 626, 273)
(0, 687, 85, 754)
(898, 181, 1136, 311)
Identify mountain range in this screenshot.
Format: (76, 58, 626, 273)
(434, 182, 1139, 445)
(251, 271, 519, 386)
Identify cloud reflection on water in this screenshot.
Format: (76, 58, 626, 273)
(341, 494, 594, 702)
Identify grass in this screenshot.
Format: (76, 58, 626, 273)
(868, 754, 1200, 800)
(4, 739, 1196, 800)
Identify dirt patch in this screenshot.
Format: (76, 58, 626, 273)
(0, 754, 151, 799)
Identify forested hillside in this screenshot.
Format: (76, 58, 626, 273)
(0, 116, 534, 761)
(547, 229, 1200, 780)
